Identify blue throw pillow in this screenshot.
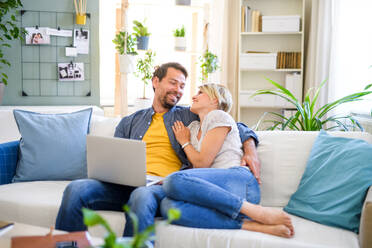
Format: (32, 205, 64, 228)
(12, 108, 92, 182)
(0, 141, 20, 185)
(284, 130, 372, 233)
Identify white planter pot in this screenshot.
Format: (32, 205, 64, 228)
(119, 54, 137, 73)
(134, 98, 152, 112)
(174, 37, 186, 51)
(0, 83, 4, 105)
(176, 0, 191, 5)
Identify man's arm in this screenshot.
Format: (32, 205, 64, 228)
(237, 123, 261, 184)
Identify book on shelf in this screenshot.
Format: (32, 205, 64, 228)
(276, 52, 301, 69)
(251, 10, 261, 32)
(241, 5, 252, 32)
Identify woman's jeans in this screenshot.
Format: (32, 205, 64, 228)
(161, 166, 260, 229)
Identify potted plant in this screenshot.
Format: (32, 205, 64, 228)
(175, 0, 191, 6)
(200, 49, 219, 83)
(173, 26, 186, 51)
(252, 78, 372, 131)
(134, 50, 155, 110)
(0, 0, 25, 104)
(113, 31, 138, 73)
(83, 205, 181, 248)
(133, 20, 150, 50)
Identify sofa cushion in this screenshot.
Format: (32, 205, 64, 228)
(256, 131, 372, 207)
(156, 213, 359, 248)
(0, 141, 19, 185)
(13, 108, 92, 182)
(284, 130, 372, 233)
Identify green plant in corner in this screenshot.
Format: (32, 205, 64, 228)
(0, 0, 26, 85)
(200, 49, 219, 83)
(173, 26, 185, 37)
(134, 50, 155, 99)
(112, 31, 137, 55)
(83, 205, 181, 248)
(252, 78, 372, 131)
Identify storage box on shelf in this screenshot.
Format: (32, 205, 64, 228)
(262, 15, 301, 32)
(238, 0, 305, 128)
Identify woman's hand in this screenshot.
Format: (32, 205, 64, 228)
(172, 121, 190, 146)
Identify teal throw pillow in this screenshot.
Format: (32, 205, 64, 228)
(284, 130, 372, 233)
(12, 108, 92, 182)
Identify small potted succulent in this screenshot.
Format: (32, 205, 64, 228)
(113, 31, 138, 73)
(200, 49, 219, 83)
(133, 20, 150, 50)
(134, 50, 156, 110)
(83, 205, 181, 248)
(173, 26, 186, 51)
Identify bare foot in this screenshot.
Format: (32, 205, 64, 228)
(242, 221, 293, 238)
(241, 203, 294, 233)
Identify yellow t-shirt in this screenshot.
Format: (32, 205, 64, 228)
(143, 112, 182, 177)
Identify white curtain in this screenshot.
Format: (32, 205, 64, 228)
(304, 0, 333, 111)
(209, 0, 240, 119)
(306, 0, 372, 118)
(328, 0, 372, 116)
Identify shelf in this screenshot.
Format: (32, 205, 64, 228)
(241, 32, 302, 35)
(240, 68, 302, 72)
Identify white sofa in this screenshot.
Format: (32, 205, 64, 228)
(0, 107, 371, 248)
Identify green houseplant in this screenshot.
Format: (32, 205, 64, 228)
(0, 0, 24, 85)
(173, 26, 186, 51)
(133, 20, 150, 50)
(200, 49, 219, 83)
(252, 78, 372, 131)
(134, 50, 155, 100)
(83, 205, 181, 248)
(113, 31, 137, 73)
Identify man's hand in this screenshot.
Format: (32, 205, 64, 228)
(241, 138, 261, 184)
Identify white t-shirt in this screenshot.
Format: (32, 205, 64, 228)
(188, 110, 243, 169)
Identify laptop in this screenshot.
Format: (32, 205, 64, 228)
(86, 135, 164, 187)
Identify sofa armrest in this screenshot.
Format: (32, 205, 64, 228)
(0, 140, 20, 185)
(360, 186, 372, 248)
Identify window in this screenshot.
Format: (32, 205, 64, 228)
(100, 0, 208, 107)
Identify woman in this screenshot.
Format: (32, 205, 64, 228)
(161, 83, 294, 238)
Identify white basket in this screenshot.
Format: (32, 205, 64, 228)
(240, 53, 277, 70)
(262, 15, 301, 32)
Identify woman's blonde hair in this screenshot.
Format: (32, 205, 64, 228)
(198, 83, 233, 112)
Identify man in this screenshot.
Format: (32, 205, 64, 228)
(55, 62, 260, 236)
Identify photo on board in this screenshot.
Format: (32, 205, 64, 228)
(58, 62, 85, 81)
(25, 27, 50, 45)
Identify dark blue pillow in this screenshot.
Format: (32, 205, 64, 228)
(284, 130, 372, 233)
(0, 141, 19, 184)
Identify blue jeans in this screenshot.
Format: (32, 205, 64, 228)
(160, 166, 260, 229)
(55, 179, 164, 236)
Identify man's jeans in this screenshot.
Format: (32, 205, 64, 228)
(55, 179, 164, 236)
(160, 166, 260, 229)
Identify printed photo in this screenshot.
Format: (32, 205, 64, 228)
(58, 62, 85, 81)
(25, 27, 50, 45)
(73, 29, 89, 54)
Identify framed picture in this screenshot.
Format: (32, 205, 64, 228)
(25, 27, 50, 45)
(58, 62, 84, 81)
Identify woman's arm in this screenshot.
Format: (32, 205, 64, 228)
(172, 121, 230, 168)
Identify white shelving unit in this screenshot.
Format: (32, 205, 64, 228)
(238, 0, 305, 129)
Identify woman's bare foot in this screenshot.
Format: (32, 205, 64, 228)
(240, 202, 294, 234)
(242, 221, 293, 238)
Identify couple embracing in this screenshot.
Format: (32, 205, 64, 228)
(56, 62, 294, 238)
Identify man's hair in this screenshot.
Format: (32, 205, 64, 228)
(152, 62, 188, 82)
(199, 83, 233, 113)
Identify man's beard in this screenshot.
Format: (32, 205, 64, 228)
(161, 92, 180, 109)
